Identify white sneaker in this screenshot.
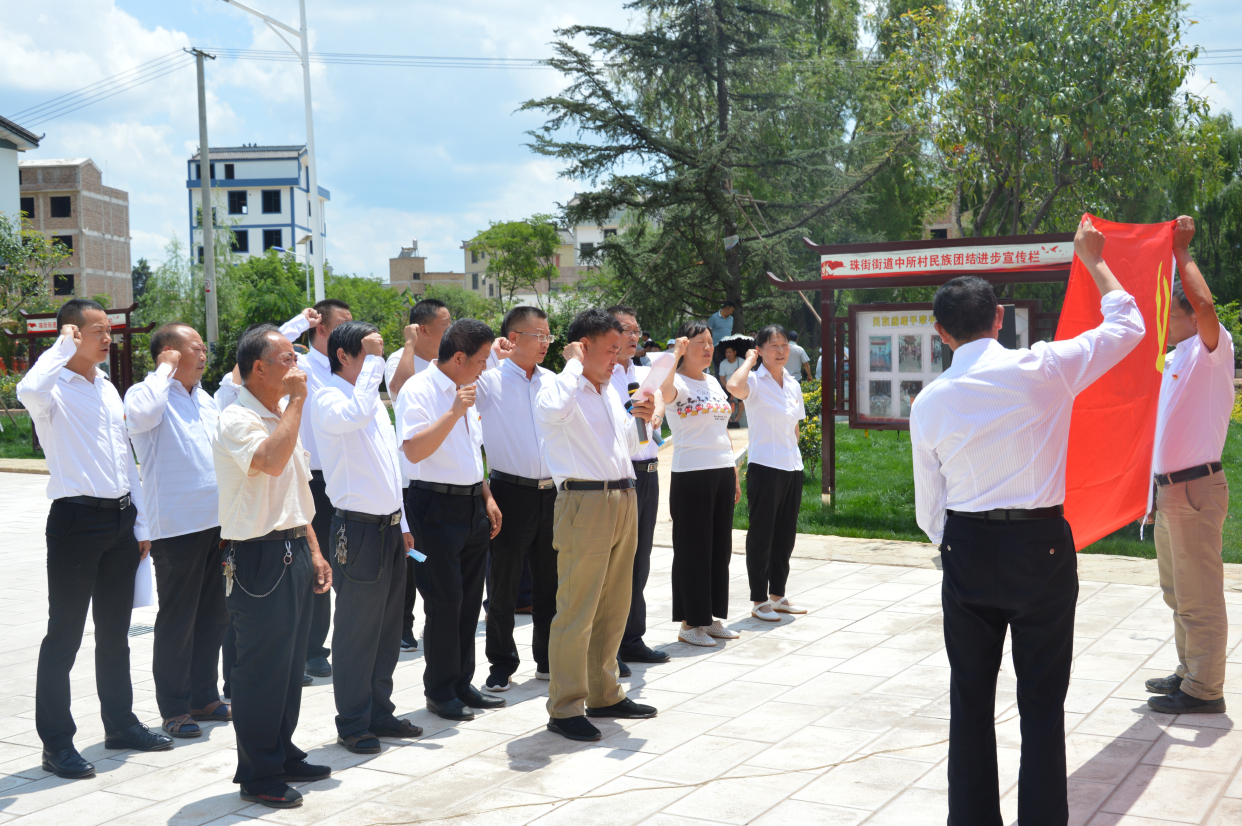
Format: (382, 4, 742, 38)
(772, 597, 807, 614)
(678, 624, 717, 647)
(535, 670, 550, 681)
(752, 601, 781, 622)
(705, 620, 740, 639)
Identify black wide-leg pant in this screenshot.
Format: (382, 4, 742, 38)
(670, 467, 736, 627)
(306, 471, 333, 662)
(744, 462, 802, 602)
(622, 464, 659, 649)
(151, 526, 229, 719)
(37, 500, 142, 750)
(485, 479, 557, 683)
(941, 512, 1078, 826)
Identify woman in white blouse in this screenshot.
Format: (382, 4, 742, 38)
(659, 322, 742, 647)
(726, 325, 808, 622)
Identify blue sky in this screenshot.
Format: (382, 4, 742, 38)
(2, 0, 1239, 278)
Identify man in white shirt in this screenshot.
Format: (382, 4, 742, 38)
(910, 218, 1144, 825)
(311, 321, 423, 754)
(536, 308, 659, 742)
(18, 299, 173, 779)
(475, 306, 559, 693)
(398, 320, 504, 721)
(1145, 216, 1234, 716)
(607, 306, 669, 670)
(125, 322, 230, 741)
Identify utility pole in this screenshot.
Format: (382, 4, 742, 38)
(189, 48, 219, 352)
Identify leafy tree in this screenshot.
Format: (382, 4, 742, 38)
(131, 257, 153, 304)
(235, 251, 306, 334)
(467, 215, 563, 309)
(323, 272, 408, 355)
(422, 284, 503, 332)
(0, 213, 63, 324)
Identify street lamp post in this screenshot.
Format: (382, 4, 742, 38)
(220, 0, 325, 301)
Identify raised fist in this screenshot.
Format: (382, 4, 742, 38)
(1073, 215, 1106, 265)
(60, 324, 82, 347)
(1173, 215, 1195, 253)
(673, 337, 689, 357)
(562, 341, 584, 363)
(452, 384, 476, 417)
(302, 308, 321, 328)
(404, 323, 421, 346)
(361, 332, 384, 358)
(156, 349, 182, 371)
(283, 367, 309, 401)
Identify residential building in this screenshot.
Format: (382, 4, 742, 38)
(460, 227, 580, 300)
(18, 158, 131, 305)
(387, 240, 464, 297)
(566, 196, 623, 265)
(0, 116, 40, 221)
(186, 144, 329, 265)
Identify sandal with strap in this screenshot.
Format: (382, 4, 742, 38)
(163, 714, 202, 739)
(191, 700, 232, 722)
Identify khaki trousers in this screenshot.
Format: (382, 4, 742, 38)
(1154, 471, 1230, 700)
(547, 488, 638, 719)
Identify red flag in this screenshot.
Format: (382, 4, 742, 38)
(1055, 215, 1173, 550)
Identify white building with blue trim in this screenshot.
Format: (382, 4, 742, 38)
(187, 144, 328, 264)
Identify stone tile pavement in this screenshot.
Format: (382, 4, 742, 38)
(0, 468, 1240, 825)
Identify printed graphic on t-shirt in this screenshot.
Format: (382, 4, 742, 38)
(675, 391, 730, 420)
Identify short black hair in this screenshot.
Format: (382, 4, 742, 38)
(327, 320, 379, 374)
(676, 320, 711, 340)
(313, 299, 351, 338)
(606, 304, 637, 319)
(149, 322, 193, 361)
(410, 298, 448, 326)
(438, 319, 495, 362)
(236, 324, 279, 381)
(756, 324, 789, 349)
(567, 308, 623, 343)
(1171, 281, 1193, 314)
(501, 305, 547, 336)
(721, 300, 736, 309)
(788, 330, 799, 342)
(932, 276, 998, 341)
(56, 298, 106, 330)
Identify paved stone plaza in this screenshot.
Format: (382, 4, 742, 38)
(0, 467, 1240, 826)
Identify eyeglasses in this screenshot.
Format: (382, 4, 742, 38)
(515, 332, 557, 345)
(620, 326, 641, 337)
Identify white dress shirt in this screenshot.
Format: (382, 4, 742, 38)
(1152, 324, 1235, 476)
(17, 334, 150, 541)
(387, 350, 434, 484)
(744, 365, 806, 472)
(213, 311, 312, 413)
(910, 289, 1145, 544)
(609, 361, 659, 462)
(396, 364, 485, 486)
(125, 363, 221, 541)
(310, 355, 409, 531)
(475, 357, 554, 480)
(535, 358, 640, 488)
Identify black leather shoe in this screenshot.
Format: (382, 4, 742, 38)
(104, 723, 174, 752)
(302, 674, 313, 686)
(617, 656, 632, 678)
(372, 717, 423, 738)
(400, 635, 418, 651)
(1145, 673, 1183, 695)
(305, 657, 332, 678)
(458, 685, 505, 710)
(547, 715, 601, 741)
(619, 644, 671, 664)
(587, 698, 658, 719)
(41, 746, 95, 779)
(280, 760, 332, 782)
(427, 697, 475, 721)
(1148, 690, 1226, 714)
(337, 733, 381, 754)
(241, 782, 303, 808)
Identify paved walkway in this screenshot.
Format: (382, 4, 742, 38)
(0, 468, 1240, 825)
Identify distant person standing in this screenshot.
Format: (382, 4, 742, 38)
(717, 344, 743, 429)
(786, 331, 811, 382)
(705, 301, 736, 346)
(19, 300, 173, 779)
(1145, 216, 1234, 715)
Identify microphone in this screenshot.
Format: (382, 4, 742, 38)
(626, 381, 649, 445)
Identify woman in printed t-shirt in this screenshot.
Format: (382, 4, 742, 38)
(659, 322, 742, 647)
(726, 325, 808, 622)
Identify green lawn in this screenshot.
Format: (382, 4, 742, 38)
(0, 414, 40, 460)
(734, 422, 1242, 564)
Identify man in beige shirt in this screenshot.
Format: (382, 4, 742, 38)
(213, 324, 333, 810)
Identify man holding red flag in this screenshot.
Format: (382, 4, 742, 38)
(910, 216, 1145, 826)
(1144, 216, 1233, 716)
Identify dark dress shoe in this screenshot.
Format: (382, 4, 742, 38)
(458, 685, 505, 709)
(427, 697, 475, 721)
(587, 698, 658, 719)
(104, 723, 174, 752)
(547, 715, 601, 741)
(42, 746, 95, 779)
(305, 657, 332, 678)
(372, 717, 423, 738)
(302, 674, 313, 686)
(280, 760, 331, 782)
(617, 656, 632, 678)
(240, 781, 303, 808)
(400, 635, 418, 651)
(337, 733, 381, 754)
(1145, 673, 1183, 695)
(619, 644, 671, 664)
(1148, 690, 1226, 714)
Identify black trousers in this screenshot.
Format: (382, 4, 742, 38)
(226, 534, 314, 789)
(306, 471, 334, 661)
(37, 500, 142, 750)
(670, 467, 736, 626)
(744, 463, 802, 602)
(621, 465, 659, 649)
(485, 480, 557, 682)
(222, 623, 235, 697)
(151, 526, 229, 719)
(941, 513, 1078, 826)
(405, 486, 490, 703)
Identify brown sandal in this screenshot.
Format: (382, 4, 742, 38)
(163, 714, 202, 738)
(190, 700, 232, 722)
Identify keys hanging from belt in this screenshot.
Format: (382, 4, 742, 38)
(223, 555, 235, 597)
(335, 521, 349, 566)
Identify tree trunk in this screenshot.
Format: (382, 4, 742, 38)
(714, 0, 741, 335)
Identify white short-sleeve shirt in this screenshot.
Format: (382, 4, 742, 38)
(744, 365, 806, 472)
(667, 373, 735, 472)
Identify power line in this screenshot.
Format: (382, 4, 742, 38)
(9, 50, 188, 121)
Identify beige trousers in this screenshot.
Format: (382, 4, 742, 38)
(546, 488, 638, 719)
(1154, 471, 1230, 700)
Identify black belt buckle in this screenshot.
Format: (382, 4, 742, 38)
(119, 493, 131, 510)
(389, 511, 401, 526)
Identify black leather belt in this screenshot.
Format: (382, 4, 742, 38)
(561, 478, 636, 491)
(335, 508, 401, 526)
(61, 493, 131, 510)
(948, 505, 1064, 522)
(490, 470, 556, 490)
(1156, 461, 1222, 487)
(413, 480, 484, 497)
(236, 525, 308, 542)
(633, 459, 658, 473)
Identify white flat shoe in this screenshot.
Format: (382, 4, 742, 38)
(772, 597, 806, 614)
(535, 670, 550, 681)
(678, 625, 717, 647)
(705, 620, 740, 639)
(751, 601, 781, 622)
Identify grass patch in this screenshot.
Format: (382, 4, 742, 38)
(0, 414, 40, 460)
(734, 422, 1242, 564)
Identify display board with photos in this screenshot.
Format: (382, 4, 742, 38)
(847, 301, 1037, 430)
